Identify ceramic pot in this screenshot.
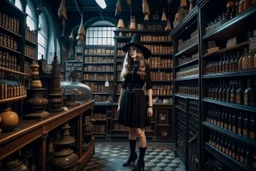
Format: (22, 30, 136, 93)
(0, 106, 19, 131)
(3, 159, 28, 171)
(51, 149, 78, 171)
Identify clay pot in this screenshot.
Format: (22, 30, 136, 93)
(3, 159, 28, 171)
(51, 149, 78, 171)
(0, 107, 19, 131)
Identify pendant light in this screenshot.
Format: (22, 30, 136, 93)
(95, 0, 107, 9)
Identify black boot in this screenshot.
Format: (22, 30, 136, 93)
(123, 140, 138, 167)
(132, 147, 146, 171)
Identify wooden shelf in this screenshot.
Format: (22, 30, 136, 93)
(25, 39, 37, 46)
(0, 26, 22, 38)
(0, 100, 94, 160)
(25, 55, 37, 61)
(202, 98, 256, 113)
(170, 6, 198, 37)
(205, 143, 254, 171)
(202, 41, 249, 58)
(84, 54, 114, 57)
(202, 68, 256, 79)
(202, 122, 256, 148)
(175, 58, 199, 69)
(0, 45, 21, 55)
(0, 95, 27, 104)
(175, 93, 199, 100)
(202, 7, 256, 40)
(175, 75, 199, 82)
(175, 41, 199, 57)
(84, 62, 114, 65)
(175, 105, 186, 113)
(0, 67, 29, 76)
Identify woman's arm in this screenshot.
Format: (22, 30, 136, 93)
(147, 88, 153, 107)
(118, 88, 125, 108)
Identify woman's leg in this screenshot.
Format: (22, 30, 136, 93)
(132, 128, 146, 171)
(123, 128, 138, 167)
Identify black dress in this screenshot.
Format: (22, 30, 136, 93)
(118, 61, 152, 128)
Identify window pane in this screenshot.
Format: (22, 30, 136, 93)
(15, 0, 23, 11)
(26, 2, 37, 30)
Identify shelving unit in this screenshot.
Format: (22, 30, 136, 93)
(172, 0, 256, 170)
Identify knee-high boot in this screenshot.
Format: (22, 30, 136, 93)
(123, 140, 138, 167)
(132, 147, 146, 171)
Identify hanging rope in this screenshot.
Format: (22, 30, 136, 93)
(73, 0, 82, 16)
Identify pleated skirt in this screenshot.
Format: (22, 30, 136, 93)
(118, 90, 150, 128)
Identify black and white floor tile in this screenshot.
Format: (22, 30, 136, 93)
(82, 142, 185, 171)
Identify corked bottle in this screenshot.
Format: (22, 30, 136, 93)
(238, 51, 243, 70)
(243, 112, 249, 137)
(250, 115, 255, 139)
(244, 78, 255, 106)
(231, 141, 237, 159)
(238, 112, 243, 135)
(236, 80, 244, 105)
(242, 48, 249, 70)
(248, 49, 254, 68)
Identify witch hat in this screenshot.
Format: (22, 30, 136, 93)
(122, 34, 152, 59)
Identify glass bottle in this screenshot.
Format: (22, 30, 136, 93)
(228, 139, 232, 156)
(243, 112, 249, 137)
(250, 115, 255, 139)
(224, 108, 229, 129)
(222, 54, 226, 72)
(248, 49, 254, 68)
(239, 0, 244, 14)
(238, 51, 243, 70)
(236, 80, 244, 105)
(232, 141, 237, 159)
(236, 143, 241, 161)
(232, 111, 237, 133)
(243, 0, 250, 11)
(238, 112, 243, 135)
(222, 81, 227, 102)
(242, 48, 249, 70)
(225, 54, 230, 72)
(236, 0, 240, 15)
(244, 148, 250, 165)
(244, 78, 256, 106)
(234, 52, 238, 70)
(219, 56, 223, 73)
(230, 52, 235, 71)
(230, 84, 236, 103)
(226, 83, 232, 102)
(221, 108, 225, 128)
(228, 109, 232, 131)
(218, 81, 223, 101)
(240, 146, 245, 163)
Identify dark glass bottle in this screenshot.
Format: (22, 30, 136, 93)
(232, 141, 237, 159)
(243, 112, 249, 137)
(225, 54, 229, 72)
(222, 81, 227, 102)
(234, 52, 238, 71)
(245, 148, 250, 165)
(217, 107, 221, 127)
(219, 56, 223, 73)
(228, 109, 232, 131)
(212, 132, 216, 147)
(240, 146, 245, 163)
(221, 108, 225, 128)
(244, 78, 256, 106)
(236, 144, 241, 161)
(222, 54, 226, 72)
(226, 83, 232, 102)
(250, 115, 255, 139)
(238, 112, 243, 135)
(228, 140, 232, 157)
(230, 84, 236, 103)
(238, 51, 243, 70)
(218, 81, 223, 101)
(224, 108, 229, 130)
(225, 138, 229, 155)
(236, 80, 244, 105)
(248, 49, 254, 68)
(220, 136, 224, 152)
(216, 133, 220, 150)
(232, 111, 237, 133)
(209, 131, 213, 145)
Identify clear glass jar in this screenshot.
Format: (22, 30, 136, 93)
(61, 71, 93, 107)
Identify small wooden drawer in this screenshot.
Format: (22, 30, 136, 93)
(157, 110, 169, 125)
(156, 126, 171, 138)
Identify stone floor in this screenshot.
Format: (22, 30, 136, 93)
(82, 141, 185, 171)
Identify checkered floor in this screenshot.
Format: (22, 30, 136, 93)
(82, 141, 185, 171)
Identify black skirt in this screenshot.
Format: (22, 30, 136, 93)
(118, 90, 150, 128)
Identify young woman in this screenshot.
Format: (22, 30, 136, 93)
(117, 34, 153, 171)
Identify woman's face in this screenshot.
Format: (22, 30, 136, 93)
(129, 46, 137, 59)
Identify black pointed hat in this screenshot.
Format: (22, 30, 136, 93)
(122, 34, 152, 59)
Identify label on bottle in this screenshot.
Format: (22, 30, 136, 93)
(240, 156, 244, 163)
(229, 150, 232, 157)
(250, 132, 255, 139)
(217, 121, 220, 126)
(224, 123, 228, 129)
(225, 148, 228, 154)
(232, 126, 236, 133)
(243, 129, 248, 137)
(238, 128, 242, 135)
(236, 155, 240, 161)
(232, 152, 236, 159)
(236, 93, 241, 104)
(231, 93, 235, 103)
(228, 124, 232, 131)
(244, 93, 248, 105)
(221, 122, 224, 128)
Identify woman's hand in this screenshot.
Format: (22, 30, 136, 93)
(147, 107, 153, 117)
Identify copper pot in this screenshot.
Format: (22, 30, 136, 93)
(0, 107, 19, 131)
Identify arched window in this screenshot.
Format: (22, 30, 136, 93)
(86, 21, 115, 46)
(38, 13, 48, 59)
(25, 2, 37, 30)
(14, 0, 23, 11)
